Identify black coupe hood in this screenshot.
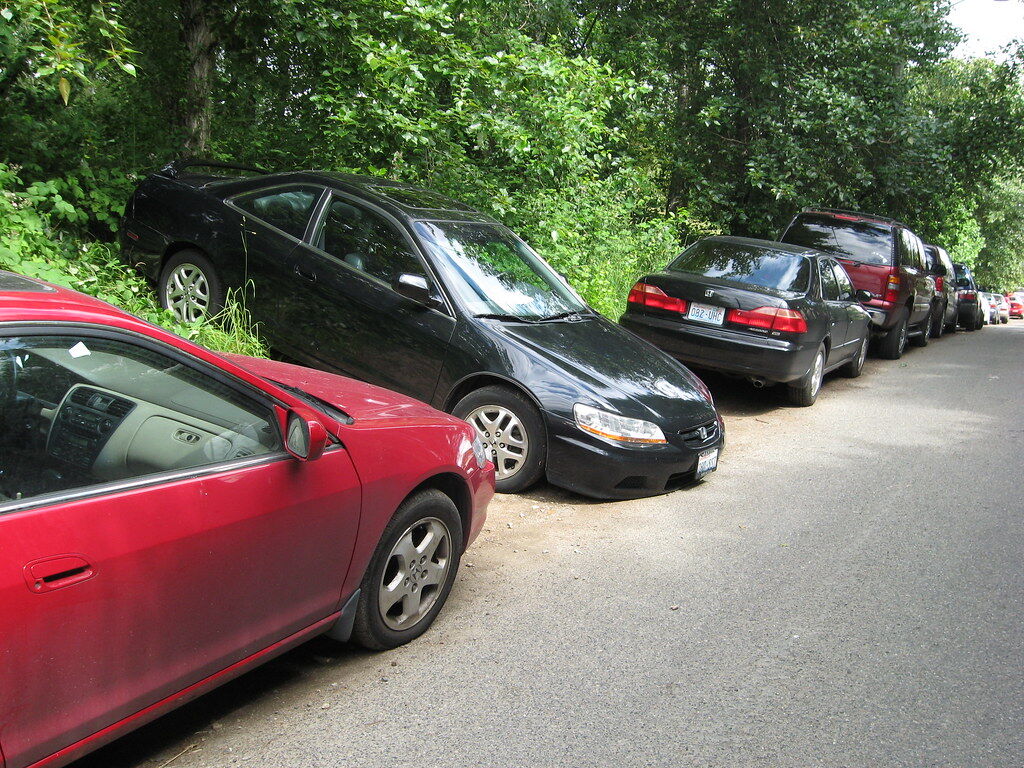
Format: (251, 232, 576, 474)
(486, 315, 717, 429)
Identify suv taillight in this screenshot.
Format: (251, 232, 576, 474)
(884, 273, 901, 304)
(726, 307, 808, 334)
(935, 276, 944, 292)
(627, 282, 688, 313)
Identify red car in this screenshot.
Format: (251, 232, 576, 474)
(0, 271, 492, 768)
(1007, 294, 1023, 319)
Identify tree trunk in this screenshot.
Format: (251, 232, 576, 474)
(180, 0, 215, 154)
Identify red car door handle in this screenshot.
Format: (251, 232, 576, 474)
(24, 554, 96, 593)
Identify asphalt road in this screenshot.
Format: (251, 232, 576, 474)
(77, 322, 1024, 768)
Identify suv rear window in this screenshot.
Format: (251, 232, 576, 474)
(669, 240, 811, 293)
(783, 215, 893, 266)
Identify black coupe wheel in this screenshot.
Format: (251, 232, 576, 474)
(350, 489, 463, 651)
(453, 385, 546, 493)
(787, 344, 825, 407)
(159, 250, 223, 323)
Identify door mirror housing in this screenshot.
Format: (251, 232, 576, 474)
(393, 273, 440, 308)
(285, 407, 328, 461)
(855, 289, 873, 303)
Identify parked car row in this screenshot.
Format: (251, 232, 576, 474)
(3, 164, 1013, 768)
(621, 207, 999, 406)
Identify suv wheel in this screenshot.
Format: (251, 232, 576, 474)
(929, 304, 946, 338)
(878, 307, 909, 359)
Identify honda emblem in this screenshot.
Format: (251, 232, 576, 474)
(704, 289, 714, 298)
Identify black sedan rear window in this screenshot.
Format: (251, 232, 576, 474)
(782, 215, 893, 266)
(669, 241, 812, 293)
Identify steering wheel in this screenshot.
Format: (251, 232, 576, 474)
(0, 351, 16, 412)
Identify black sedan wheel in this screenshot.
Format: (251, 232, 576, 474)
(351, 489, 463, 650)
(841, 334, 869, 378)
(159, 250, 223, 323)
(453, 385, 546, 493)
(787, 344, 825, 407)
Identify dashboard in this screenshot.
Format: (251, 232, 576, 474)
(46, 383, 274, 482)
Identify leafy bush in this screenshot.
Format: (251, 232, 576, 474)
(0, 164, 266, 357)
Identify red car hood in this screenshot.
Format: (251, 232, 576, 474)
(222, 354, 447, 423)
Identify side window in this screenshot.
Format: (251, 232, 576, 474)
(235, 186, 321, 239)
(313, 196, 426, 285)
(819, 260, 840, 300)
(832, 263, 855, 301)
(0, 335, 280, 509)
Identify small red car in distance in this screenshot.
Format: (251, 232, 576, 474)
(0, 271, 493, 768)
(1007, 293, 1023, 319)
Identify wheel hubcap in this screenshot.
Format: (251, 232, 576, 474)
(164, 264, 211, 322)
(378, 517, 451, 631)
(857, 337, 868, 369)
(811, 352, 824, 396)
(467, 405, 528, 480)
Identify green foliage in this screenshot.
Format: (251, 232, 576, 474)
(0, 0, 135, 104)
(0, 164, 266, 356)
(1, 0, 1022, 328)
(973, 176, 1024, 291)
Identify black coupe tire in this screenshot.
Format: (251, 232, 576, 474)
(841, 334, 869, 378)
(158, 250, 224, 323)
(877, 307, 910, 359)
(787, 344, 826, 407)
(452, 385, 546, 493)
(350, 489, 463, 651)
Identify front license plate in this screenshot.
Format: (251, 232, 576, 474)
(695, 448, 719, 479)
(686, 302, 725, 326)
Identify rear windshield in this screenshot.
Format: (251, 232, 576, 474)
(783, 215, 893, 266)
(668, 240, 811, 293)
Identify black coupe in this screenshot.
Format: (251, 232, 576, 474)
(620, 236, 872, 406)
(120, 160, 723, 498)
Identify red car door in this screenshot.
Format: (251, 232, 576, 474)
(0, 331, 360, 768)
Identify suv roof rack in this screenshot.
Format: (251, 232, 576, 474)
(801, 206, 906, 228)
(159, 158, 268, 179)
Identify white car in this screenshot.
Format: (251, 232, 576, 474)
(994, 294, 1010, 323)
(979, 292, 992, 325)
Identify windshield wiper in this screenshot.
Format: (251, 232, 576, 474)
(271, 380, 354, 425)
(535, 310, 589, 322)
(474, 313, 540, 323)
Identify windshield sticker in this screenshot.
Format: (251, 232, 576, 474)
(68, 342, 91, 358)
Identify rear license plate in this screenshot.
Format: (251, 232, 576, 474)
(686, 302, 725, 326)
(695, 448, 719, 479)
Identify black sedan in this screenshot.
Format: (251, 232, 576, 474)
(120, 160, 723, 499)
(620, 236, 872, 406)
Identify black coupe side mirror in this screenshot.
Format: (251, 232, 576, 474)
(393, 273, 438, 308)
(855, 289, 873, 303)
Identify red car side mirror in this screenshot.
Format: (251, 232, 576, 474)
(285, 407, 328, 461)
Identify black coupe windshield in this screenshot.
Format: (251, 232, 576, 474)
(415, 221, 587, 319)
(669, 241, 812, 293)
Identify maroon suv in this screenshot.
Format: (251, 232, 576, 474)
(779, 208, 936, 359)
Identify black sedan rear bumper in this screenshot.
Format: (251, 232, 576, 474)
(543, 411, 724, 500)
(620, 314, 815, 385)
